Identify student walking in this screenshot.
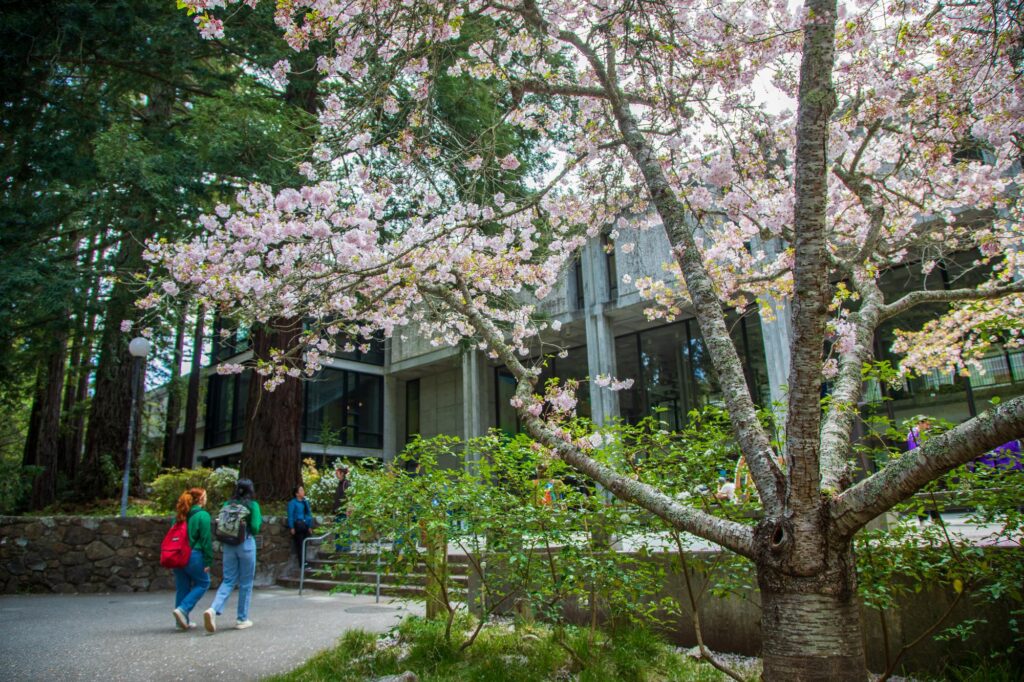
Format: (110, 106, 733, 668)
(203, 478, 261, 633)
(171, 487, 212, 630)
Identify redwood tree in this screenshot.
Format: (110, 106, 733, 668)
(153, 0, 1024, 678)
(239, 318, 305, 500)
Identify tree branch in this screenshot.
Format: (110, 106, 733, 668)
(513, 0, 784, 514)
(819, 273, 883, 492)
(426, 282, 758, 560)
(878, 282, 1024, 322)
(512, 79, 655, 106)
(830, 394, 1024, 537)
(784, 0, 839, 527)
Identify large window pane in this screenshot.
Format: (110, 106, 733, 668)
(405, 379, 420, 444)
(615, 334, 644, 424)
(640, 324, 688, 430)
(496, 369, 519, 435)
(552, 346, 591, 420)
(303, 368, 383, 449)
(681, 319, 724, 412)
(205, 371, 248, 448)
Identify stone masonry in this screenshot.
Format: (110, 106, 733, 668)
(0, 515, 296, 594)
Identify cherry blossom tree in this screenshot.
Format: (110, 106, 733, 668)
(149, 0, 1024, 678)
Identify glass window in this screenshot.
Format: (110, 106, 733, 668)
(869, 253, 1022, 433)
(732, 314, 772, 408)
(204, 371, 249, 448)
(210, 317, 252, 364)
(552, 346, 591, 420)
(405, 379, 420, 444)
(615, 334, 645, 424)
(332, 335, 385, 365)
(681, 319, 724, 411)
(603, 233, 618, 301)
(640, 324, 688, 430)
(615, 316, 768, 427)
(303, 368, 384, 448)
(573, 257, 585, 309)
(496, 369, 519, 435)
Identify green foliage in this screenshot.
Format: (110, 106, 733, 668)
(853, 399, 1024, 666)
(147, 467, 238, 512)
(268, 619, 730, 682)
(0, 460, 39, 515)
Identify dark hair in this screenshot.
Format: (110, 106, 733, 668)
(292, 485, 304, 497)
(234, 478, 255, 501)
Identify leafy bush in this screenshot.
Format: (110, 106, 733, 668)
(268, 619, 723, 682)
(0, 459, 39, 515)
(302, 457, 343, 513)
(147, 467, 238, 512)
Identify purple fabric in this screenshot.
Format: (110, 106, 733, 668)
(906, 427, 923, 451)
(976, 439, 1023, 471)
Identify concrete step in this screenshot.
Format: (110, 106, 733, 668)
(303, 568, 469, 586)
(308, 557, 471, 576)
(277, 575, 468, 600)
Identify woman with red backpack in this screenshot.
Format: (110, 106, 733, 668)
(171, 487, 212, 630)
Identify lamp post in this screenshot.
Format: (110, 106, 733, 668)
(120, 337, 151, 518)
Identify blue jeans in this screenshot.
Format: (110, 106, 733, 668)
(173, 549, 210, 620)
(211, 536, 256, 621)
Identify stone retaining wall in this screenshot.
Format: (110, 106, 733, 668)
(0, 515, 296, 594)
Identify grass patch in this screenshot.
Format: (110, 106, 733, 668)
(920, 656, 1024, 682)
(268, 617, 737, 682)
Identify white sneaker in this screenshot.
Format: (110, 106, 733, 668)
(235, 619, 253, 630)
(203, 608, 217, 634)
(173, 608, 188, 631)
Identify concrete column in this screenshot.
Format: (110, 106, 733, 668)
(758, 294, 793, 407)
(580, 237, 620, 426)
(383, 374, 400, 464)
(585, 312, 620, 426)
(461, 350, 489, 459)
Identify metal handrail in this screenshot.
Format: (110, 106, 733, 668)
(299, 531, 332, 596)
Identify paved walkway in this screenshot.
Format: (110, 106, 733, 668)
(0, 587, 423, 681)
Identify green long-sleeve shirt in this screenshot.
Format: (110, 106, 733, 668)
(186, 506, 214, 567)
(245, 500, 263, 535)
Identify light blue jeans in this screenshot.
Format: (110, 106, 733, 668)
(173, 549, 210, 620)
(211, 536, 256, 622)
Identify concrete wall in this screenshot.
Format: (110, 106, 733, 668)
(472, 549, 1019, 675)
(390, 320, 460, 368)
(0, 516, 295, 594)
(416, 368, 464, 441)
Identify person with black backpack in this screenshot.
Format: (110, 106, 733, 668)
(171, 487, 212, 631)
(202, 478, 262, 633)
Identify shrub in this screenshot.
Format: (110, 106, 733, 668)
(147, 467, 238, 512)
(0, 459, 39, 515)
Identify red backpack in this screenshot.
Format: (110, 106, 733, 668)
(159, 512, 196, 569)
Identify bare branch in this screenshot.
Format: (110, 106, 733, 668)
(425, 282, 758, 560)
(879, 281, 1024, 322)
(513, 79, 655, 106)
(511, 0, 784, 513)
(819, 273, 883, 492)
